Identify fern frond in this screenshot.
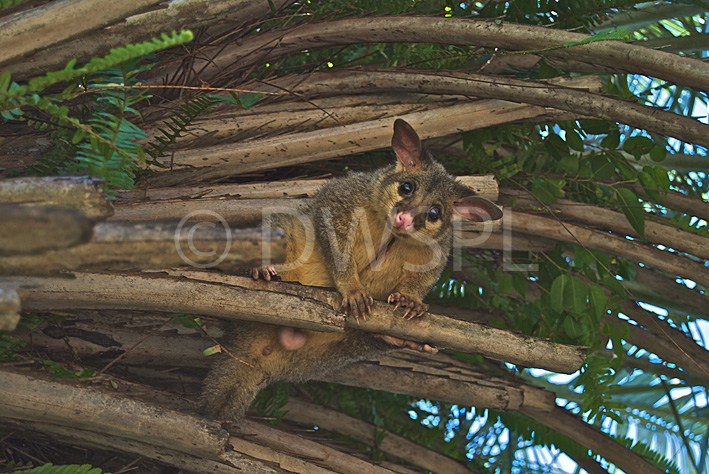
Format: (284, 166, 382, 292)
(144, 91, 263, 160)
(613, 435, 682, 474)
(0, 30, 193, 106)
(7, 463, 107, 474)
(2, 31, 195, 192)
(144, 94, 219, 161)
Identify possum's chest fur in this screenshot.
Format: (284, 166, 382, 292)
(356, 237, 442, 299)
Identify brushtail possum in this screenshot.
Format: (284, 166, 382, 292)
(201, 119, 503, 420)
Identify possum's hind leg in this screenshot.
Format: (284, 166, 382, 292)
(200, 356, 269, 420)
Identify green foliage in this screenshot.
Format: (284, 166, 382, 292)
(474, 0, 640, 28)
(6, 464, 108, 474)
(41, 360, 95, 379)
(615, 187, 645, 238)
(144, 91, 263, 161)
(0, 0, 29, 9)
(498, 411, 587, 459)
(0, 332, 26, 361)
(25, 57, 153, 191)
(0, 313, 51, 361)
(615, 437, 681, 474)
(1, 31, 193, 106)
(1, 30, 194, 192)
(170, 314, 203, 330)
(251, 382, 292, 421)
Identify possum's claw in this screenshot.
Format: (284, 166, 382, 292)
(252, 265, 278, 281)
(387, 293, 428, 319)
(341, 289, 373, 323)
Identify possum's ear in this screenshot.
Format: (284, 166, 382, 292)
(453, 195, 503, 222)
(392, 119, 424, 171)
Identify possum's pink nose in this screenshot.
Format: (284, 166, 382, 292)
(394, 211, 414, 232)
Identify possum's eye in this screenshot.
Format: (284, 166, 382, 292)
(428, 206, 441, 222)
(398, 182, 415, 196)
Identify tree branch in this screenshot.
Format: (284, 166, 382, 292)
(0, 367, 371, 473)
(122, 175, 499, 203)
(323, 352, 556, 412)
(0, 176, 113, 217)
(169, 16, 709, 92)
(12, 310, 561, 415)
(0, 221, 286, 275)
(4, 0, 295, 79)
(501, 189, 709, 262)
(6, 271, 587, 373)
(146, 99, 570, 186)
(0, 0, 164, 68)
(252, 70, 707, 148)
(520, 405, 666, 474)
(6, 272, 346, 332)
(230, 419, 398, 474)
(509, 210, 709, 288)
(0, 367, 227, 459)
(0, 204, 94, 257)
(631, 181, 709, 223)
(616, 304, 709, 379)
(139, 93, 479, 150)
(282, 397, 478, 474)
(628, 265, 709, 318)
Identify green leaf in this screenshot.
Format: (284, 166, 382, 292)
(498, 273, 513, 294)
(71, 129, 86, 144)
(559, 155, 579, 175)
(622, 135, 654, 159)
(203, 344, 222, 356)
(6, 463, 108, 474)
(532, 177, 566, 202)
(579, 119, 611, 135)
(649, 146, 667, 162)
(574, 246, 593, 268)
(512, 273, 528, 299)
(616, 188, 645, 239)
(602, 275, 626, 296)
(564, 315, 585, 338)
(589, 284, 607, 322)
(565, 276, 588, 314)
(601, 130, 620, 149)
(653, 166, 671, 191)
(565, 130, 584, 152)
(607, 322, 624, 358)
(544, 133, 568, 159)
(537, 60, 561, 78)
(594, 251, 611, 279)
(532, 177, 556, 202)
(550, 274, 568, 313)
(638, 169, 659, 201)
(0, 70, 10, 93)
(561, 28, 628, 48)
(589, 155, 615, 179)
(76, 368, 96, 378)
(614, 158, 636, 180)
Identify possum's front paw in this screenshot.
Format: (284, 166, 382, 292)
(387, 293, 428, 319)
(340, 288, 373, 321)
(252, 264, 279, 281)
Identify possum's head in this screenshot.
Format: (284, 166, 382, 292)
(378, 119, 502, 242)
